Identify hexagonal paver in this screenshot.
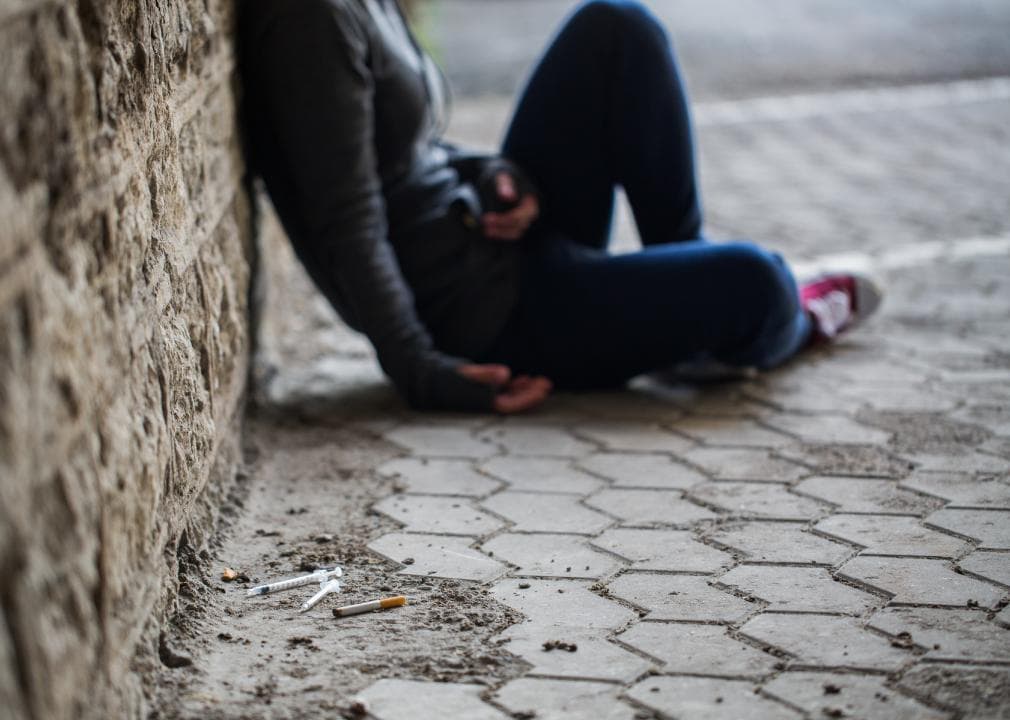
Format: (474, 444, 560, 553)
(673, 418, 793, 447)
(627, 677, 800, 720)
(619, 623, 778, 678)
(479, 456, 605, 494)
(592, 528, 732, 572)
(680, 447, 808, 482)
(840, 384, 959, 414)
(377, 458, 501, 496)
(763, 671, 949, 720)
(493, 678, 635, 720)
(777, 443, 914, 479)
(490, 578, 638, 630)
(480, 492, 612, 534)
(607, 573, 754, 622)
(573, 421, 695, 454)
(373, 495, 504, 535)
(577, 452, 706, 489)
(690, 482, 829, 520)
(477, 424, 595, 457)
(926, 508, 1010, 549)
(481, 533, 623, 580)
(814, 514, 971, 558)
(585, 488, 717, 525)
(745, 380, 864, 415)
(897, 663, 1010, 720)
(705, 521, 852, 565)
(868, 607, 1010, 663)
(496, 625, 652, 683)
(740, 614, 911, 670)
(958, 550, 1010, 586)
(384, 425, 497, 458)
(367, 533, 504, 582)
(901, 471, 1010, 509)
(906, 452, 1010, 474)
(764, 414, 892, 445)
(357, 679, 507, 720)
(796, 476, 942, 515)
(718, 566, 881, 614)
(837, 557, 1004, 608)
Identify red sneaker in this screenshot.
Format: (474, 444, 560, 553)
(800, 273, 882, 340)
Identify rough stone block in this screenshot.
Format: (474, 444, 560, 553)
(495, 626, 652, 683)
(680, 447, 808, 482)
(481, 533, 623, 579)
(627, 676, 800, 720)
(762, 671, 949, 720)
(901, 471, 1010, 509)
(490, 578, 638, 631)
(705, 521, 852, 565)
(372, 495, 504, 535)
(958, 550, 1010, 587)
(607, 573, 755, 622)
(925, 508, 1010, 549)
(367, 533, 504, 582)
(718, 565, 881, 614)
(585, 488, 718, 525)
(480, 492, 612, 534)
(765, 414, 892, 445)
(673, 417, 793, 447)
(618, 622, 778, 678)
(573, 420, 695, 454)
(868, 607, 1010, 663)
(479, 456, 605, 494)
(837, 556, 1004, 608)
(577, 452, 707, 489)
(815, 514, 970, 558)
(592, 528, 733, 572)
(384, 425, 498, 458)
(796, 476, 942, 515)
(897, 663, 1010, 720)
(477, 423, 596, 457)
(690, 482, 829, 520)
(357, 679, 507, 720)
(493, 678, 636, 720)
(377, 458, 501, 496)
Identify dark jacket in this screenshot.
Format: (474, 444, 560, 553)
(238, 0, 522, 410)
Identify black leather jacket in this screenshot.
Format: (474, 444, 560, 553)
(238, 0, 525, 410)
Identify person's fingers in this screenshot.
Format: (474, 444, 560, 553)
(493, 375, 553, 414)
(457, 363, 511, 387)
(495, 172, 518, 203)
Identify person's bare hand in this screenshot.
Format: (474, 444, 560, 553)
(482, 172, 539, 241)
(457, 363, 552, 413)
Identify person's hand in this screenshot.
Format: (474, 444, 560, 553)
(482, 172, 539, 241)
(457, 363, 552, 413)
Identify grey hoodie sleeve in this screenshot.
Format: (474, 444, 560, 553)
(246, 1, 493, 411)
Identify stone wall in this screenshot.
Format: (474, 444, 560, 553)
(0, 1, 254, 718)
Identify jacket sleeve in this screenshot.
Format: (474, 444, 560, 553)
(251, 2, 493, 411)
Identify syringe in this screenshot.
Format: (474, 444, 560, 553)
(300, 578, 341, 613)
(246, 567, 343, 597)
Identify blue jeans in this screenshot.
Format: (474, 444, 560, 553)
(479, 0, 811, 388)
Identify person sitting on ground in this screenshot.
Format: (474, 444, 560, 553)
(237, 0, 882, 413)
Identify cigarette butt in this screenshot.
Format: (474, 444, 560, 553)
(333, 596, 408, 618)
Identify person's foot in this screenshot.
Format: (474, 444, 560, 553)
(800, 273, 883, 340)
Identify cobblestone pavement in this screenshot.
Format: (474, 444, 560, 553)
(159, 6, 1010, 719)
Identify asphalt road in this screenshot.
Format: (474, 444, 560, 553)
(421, 0, 1010, 100)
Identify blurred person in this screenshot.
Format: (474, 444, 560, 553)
(238, 0, 881, 413)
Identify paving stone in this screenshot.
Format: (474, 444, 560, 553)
(718, 565, 881, 614)
(481, 533, 623, 580)
(680, 447, 808, 482)
(373, 495, 504, 535)
(705, 521, 852, 565)
(477, 424, 596, 457)
(673, 417, 793, 447)
(764, 414, 892, 445)
(493, 678, 635, 720)
(592, 528, 733, 572)
(377, 458, 501, 496)
(496, 625, 652, 683)
(606, 573, 755, 622)
(900, 471, 1010, 509)
(573, 421, 695, 454)
(739, 614, 911, 670)
(814, 515, 970, 558)
(796, 476, 942, 515)
(763, 671, 949, 720)
(690, 482, 829, 520)
(869, 607, 1010, 663)
(777, 443, 915, 479)
(367, 533, 504, 582)
(479, 456, 605, 495)
(839, 383, 960, 413)
(585, 488, 717, 526)
(897, 663, 1010, 720)
(384, 426, 497, 458)
(837, 556, 1004, 608)
(953, 404, 1010, 437)
(958, 550, 1010, 587)
(357, 679, 507, 720)
(490, 578, 638, 630)
(480, 492, 612, 534)
(925, 508, 1010, 549)
(744, 380, 865, 414)
(627, 676, 800, 720)
(576, 452, 707, 489)
(906, 451, 1010, 474)
(618, 622, 778, 678)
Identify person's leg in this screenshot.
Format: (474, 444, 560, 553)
(502, 0, 702, 248)
(483, 238, 811, 389)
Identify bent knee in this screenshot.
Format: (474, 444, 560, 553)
(721, 243, 797, 313)
(570, 0, 669, 45)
